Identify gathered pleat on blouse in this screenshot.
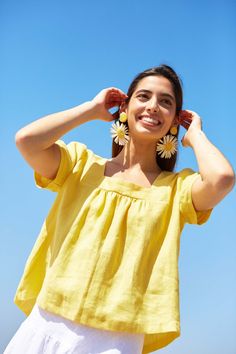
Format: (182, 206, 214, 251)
(14, 140, 213, 353)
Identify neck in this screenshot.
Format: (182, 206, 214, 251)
(114, 137, 161, 173)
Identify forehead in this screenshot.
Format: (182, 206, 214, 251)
(135, 75, 174, 94)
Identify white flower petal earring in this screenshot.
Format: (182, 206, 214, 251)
(110, 112, 129, 146)
(156, 125, 178, 159)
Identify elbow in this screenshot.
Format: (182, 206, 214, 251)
(15, 129, 25, 144)
(15, 129, 33, 154)
(15, 129, 31, 147)
(216, 171, 235, 192)
(15, 130, 23, 148)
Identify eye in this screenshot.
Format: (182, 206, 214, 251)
(161, 98, 172, 106)
(137, 94, 149, 100)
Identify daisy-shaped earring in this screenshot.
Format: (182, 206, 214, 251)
(110, 121, 130, 146)
(156, 134, 178, 159)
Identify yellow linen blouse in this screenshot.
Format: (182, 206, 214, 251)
(14, 140, 213, 353)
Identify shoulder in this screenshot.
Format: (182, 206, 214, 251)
(159, 168, 198, 185)
(176, 167, 197, 178)
(174, 168, 201, 195)
(56, 139, 103, 164)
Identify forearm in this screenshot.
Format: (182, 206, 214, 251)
(15, 101, 97, 152)
(190, 129, 235, 188)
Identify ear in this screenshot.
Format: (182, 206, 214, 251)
(172, 115, 180, 126)
(119, 101, 128, 114)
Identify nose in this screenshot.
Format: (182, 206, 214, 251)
(146, 98, 159, 113)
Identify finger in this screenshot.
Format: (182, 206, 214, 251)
(180, 121, 190, 130)
(181, 137, 187, 147)
(108, 97, 127, 105)
(178, 115, 192, 123)
(179, 110, 193, 117)
(109, 90, 124, 96)
(181, 118, 192, 125)
(107, 99, 125, 107)
(112, 111, 120, 120)
(107, 93, 127, 102)
(108, 97, 125, 102)
(106, 111, 118, 121)
(109, 88, 128, 97)
(178, 116, 192, 125)
(178, 119, 191, 128)
(178, 111, 193, 123)
(180, 116, 193, 122)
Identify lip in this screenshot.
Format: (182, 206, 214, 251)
(138, 115, 162, 126)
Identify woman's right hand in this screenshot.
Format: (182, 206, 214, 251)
(91, 87, 128, 122)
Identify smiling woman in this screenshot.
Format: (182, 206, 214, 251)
(111, 65, 183, 172)
(5, 64, 235, 354)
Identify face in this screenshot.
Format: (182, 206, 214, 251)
(123, 75, 177, 142)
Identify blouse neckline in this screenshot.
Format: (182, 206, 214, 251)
(99, 157, 167, 191)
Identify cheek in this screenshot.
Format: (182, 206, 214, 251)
(162, 106, 176, 121)
(127, 102, 145, 117)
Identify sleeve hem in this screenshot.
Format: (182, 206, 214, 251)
(180, 171, 214, 225)
(34, 140, 68, 192)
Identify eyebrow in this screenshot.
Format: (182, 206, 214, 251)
(135, 89, 175, 102)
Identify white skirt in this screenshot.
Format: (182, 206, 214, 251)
(4, 304, 145, 354)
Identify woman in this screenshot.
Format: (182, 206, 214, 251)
(5, 65, 235, 353)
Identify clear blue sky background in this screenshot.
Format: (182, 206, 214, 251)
(1, 0, 236, 353)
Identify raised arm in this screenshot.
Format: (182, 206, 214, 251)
(178, 110, 235, 211)
(15, 88, 128, 179)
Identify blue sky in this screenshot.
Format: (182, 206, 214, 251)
(1, 0, 236, 353)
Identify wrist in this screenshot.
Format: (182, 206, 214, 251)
(73, 101, 97, 121)
(188, 128, 207, 148)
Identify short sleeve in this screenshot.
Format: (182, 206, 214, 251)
(34, 140, 88, 192)
(178, 168, 213, 225)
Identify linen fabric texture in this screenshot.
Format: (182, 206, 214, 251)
(14, 140, 213, 354)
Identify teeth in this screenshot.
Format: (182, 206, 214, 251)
(142, 117, 159, 125)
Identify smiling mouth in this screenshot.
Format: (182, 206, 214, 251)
(138, 116, 162, 126)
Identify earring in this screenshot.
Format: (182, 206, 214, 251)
(119, 112, 128, 123)
(156, 125, 178, 159)
(110, 120, 129, 146)
(170, 125, 178, 135)
(110, 112, 129, 146)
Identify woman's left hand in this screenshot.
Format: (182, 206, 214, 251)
(177, 110, 203, 148)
